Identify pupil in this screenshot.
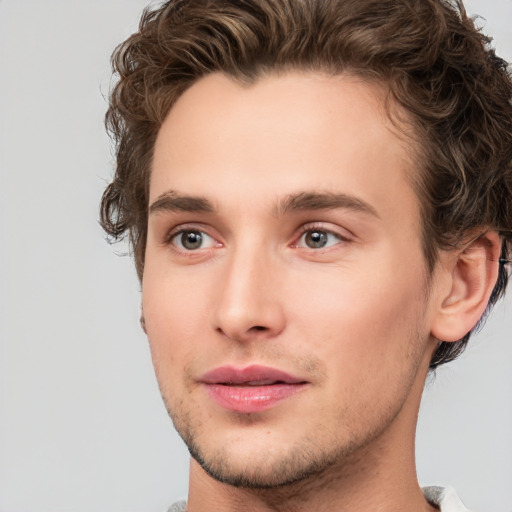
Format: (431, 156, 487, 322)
(182, 231, 202, 249)
(306, 231, 327, 248)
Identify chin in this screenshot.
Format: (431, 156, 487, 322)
(188, 436, 345, 489)
(173, 408, 358, 490)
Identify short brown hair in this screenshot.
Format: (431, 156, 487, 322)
(100, 0, 512, 369)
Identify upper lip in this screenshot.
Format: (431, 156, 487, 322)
(200, 365, 307, 386)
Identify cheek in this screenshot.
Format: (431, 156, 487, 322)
(290, 271, 428, 433)
(142, 264, 212, 376)
(287, 262, 428, 377)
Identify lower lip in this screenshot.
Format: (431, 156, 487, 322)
(204, 383, 307, 413)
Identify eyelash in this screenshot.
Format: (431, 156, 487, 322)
(164, 223, 352, 254)
(293, 224, 351, 250)
(166, 225, 221, 252)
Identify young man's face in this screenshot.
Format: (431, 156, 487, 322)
(143, 72, 440, 487)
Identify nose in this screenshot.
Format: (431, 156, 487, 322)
(211, 247, 286, 342)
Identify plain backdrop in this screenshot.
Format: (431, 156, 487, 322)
(0, 1, 511, 511)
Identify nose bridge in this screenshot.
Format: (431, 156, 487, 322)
(212, 240, 284, 340)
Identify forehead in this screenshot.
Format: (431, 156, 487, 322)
(151, 71, 420, 224)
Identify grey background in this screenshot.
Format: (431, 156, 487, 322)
(0, 1, 510, 511)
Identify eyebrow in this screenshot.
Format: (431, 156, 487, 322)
(149, 190, 379, 218)
(276, 192, 379, 218)
(149, 191, 214, 214)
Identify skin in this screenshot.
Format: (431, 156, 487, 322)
(142, 71, 499, 512)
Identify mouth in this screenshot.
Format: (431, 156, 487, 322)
(199, 365, 309, 413)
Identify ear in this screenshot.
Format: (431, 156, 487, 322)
(431, 231, 502, 342)
(140, 304, 147, 334)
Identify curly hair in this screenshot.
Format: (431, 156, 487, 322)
(100, 0, 512, 369)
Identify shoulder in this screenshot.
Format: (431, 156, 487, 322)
(422, 486, 471, 512)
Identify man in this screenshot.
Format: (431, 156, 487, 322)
(100, 0, 512, 510)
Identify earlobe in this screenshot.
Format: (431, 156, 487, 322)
(431, 231, 502, 343)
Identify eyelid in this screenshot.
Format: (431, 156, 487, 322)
(172, 230, 216, 251)
(164, 222, 209, 241)
(292, 222, 354, 247)
(164, 223, 222, 249)
(161, 221, 353, 253)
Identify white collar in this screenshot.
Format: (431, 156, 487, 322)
(422, 486, 471, 511)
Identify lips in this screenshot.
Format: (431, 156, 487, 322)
(200, 365, 308, 413)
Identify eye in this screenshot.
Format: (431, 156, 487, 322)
(170, 229, 217, 251)
(297, 229, 344, 249)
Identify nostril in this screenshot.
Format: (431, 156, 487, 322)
(252, 326, 267, 331)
